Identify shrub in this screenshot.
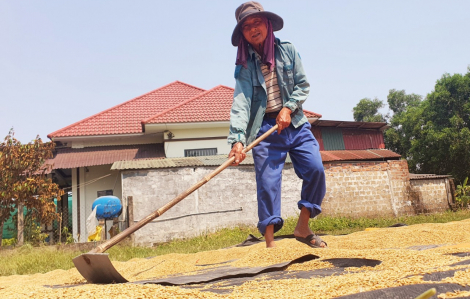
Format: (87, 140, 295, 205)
(62, 227, 74, 244)
(29, 225, 48, 246)
(1, 238, 17, 246)
(455, 177, 470, 208)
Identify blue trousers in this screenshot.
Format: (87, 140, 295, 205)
(252, 118, 326, 235)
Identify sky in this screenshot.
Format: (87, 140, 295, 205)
(1, 0, 469, 142)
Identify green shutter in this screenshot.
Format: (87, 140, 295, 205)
(321, 128, 345, 150)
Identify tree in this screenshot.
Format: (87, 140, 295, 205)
(352, 98, 385, 122)
(382, 70, 470, 184)
(387, 89, 422, 115)
(384, 89, 423, 155)
(354, 68, 470, 184)
(0, 130, 63, 246)
(407, 71, 470, 183)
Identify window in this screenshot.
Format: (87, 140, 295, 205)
(97, 190, 113, 197)
(184, 148, 217, 157)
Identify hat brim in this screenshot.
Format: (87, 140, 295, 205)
(231, 11, 283, 46)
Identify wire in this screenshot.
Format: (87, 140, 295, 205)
(111, 172, 119, 192)
(62, 173, 112, 191)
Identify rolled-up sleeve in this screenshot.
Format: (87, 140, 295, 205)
(284, 44, 310, 112)
(228, 66, 252, 146)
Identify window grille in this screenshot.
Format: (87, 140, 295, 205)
(97, 189, 113, 197)
(184, 148, 217, 157)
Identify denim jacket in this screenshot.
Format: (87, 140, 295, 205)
(228, 38, 310, 146)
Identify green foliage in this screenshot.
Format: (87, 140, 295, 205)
(22, 211, 45, 246)
(352, 98, 385, 122)
(28, 225, 48, 246)
(62, 227, 74, 244)
(0, 245, 80, 276)
(356, 69, 470, 184)
(395, 71, 470, 183)
(384, 90, 424, 157)
(455, 177, 470, 208)
(384, 89, 424, 155)
(1, 238, 16, 247)
(387, 89, 422, 115)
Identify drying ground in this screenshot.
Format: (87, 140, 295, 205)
(1, 211, 470, 298)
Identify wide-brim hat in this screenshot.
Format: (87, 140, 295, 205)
(231, 1, 283, 46)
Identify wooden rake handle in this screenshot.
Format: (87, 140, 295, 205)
(90, 124, 278, 253)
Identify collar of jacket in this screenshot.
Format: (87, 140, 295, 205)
(247, 38, 284, 94)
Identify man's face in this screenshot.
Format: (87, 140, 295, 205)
(241, 16, 268, 47)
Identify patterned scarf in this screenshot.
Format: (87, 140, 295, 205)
(236, 17, 276, 71)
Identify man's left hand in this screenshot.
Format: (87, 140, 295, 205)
(276, 107, 292, 134)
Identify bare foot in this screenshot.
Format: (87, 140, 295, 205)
(265, 225, 276, 248)
(266, 239, 276, 248)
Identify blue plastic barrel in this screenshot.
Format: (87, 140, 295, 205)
(92, 196, 122, 220)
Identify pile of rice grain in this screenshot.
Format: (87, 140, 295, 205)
(1, 219, 470, 298)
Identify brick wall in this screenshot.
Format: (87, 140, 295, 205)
(320, 160, 452, 217)
(388, 160, 416, 216)
(321, 160, 413, 217)
(409, 178, 451, 213)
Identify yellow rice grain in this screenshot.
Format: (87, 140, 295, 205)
(1, 219, 470, 298)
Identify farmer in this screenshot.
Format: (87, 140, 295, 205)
(228, 2, 327, 248)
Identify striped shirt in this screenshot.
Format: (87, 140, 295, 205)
(255, 53, 282, 113)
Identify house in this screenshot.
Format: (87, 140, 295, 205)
(46, 81, 453, 245)
(47, 81, 206, 242)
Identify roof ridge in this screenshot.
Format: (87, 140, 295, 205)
(303, 109, 322, 118)
(141, 85, 230, 125)
(217, 84, 235, 91)
(48, 81, 205, 139)
(174, 80, 207, 92)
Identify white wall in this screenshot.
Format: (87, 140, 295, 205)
(59, 133, 164, 149)
(165, 139, 231, 158)
(164, 127, 231, 158)
(165, 127, 228, 139)
(72, 165, 122, 242)
(72, 167, 79, 242)
(121, 165, 303, 246)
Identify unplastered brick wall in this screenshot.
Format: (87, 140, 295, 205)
(385, 160, 416, 216)
(409, 178, 451, 213)
(321, 160, 415, 217)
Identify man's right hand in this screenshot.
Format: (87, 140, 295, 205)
(228, 142, 246, 166)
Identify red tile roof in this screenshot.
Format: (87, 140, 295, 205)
(304, 110, 322, 118)
(320, 149, 400, 162)
(143, 85, 322, 124)
(143, 85, 234, 124)
(48, 81, 205, 138)
(48, 80, 322, 138)
(45, 144, 165, 169)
